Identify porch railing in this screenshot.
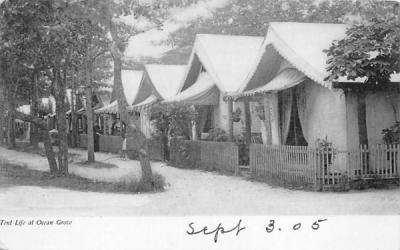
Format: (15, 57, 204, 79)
(250, 144, 400, 191)
(250, 144, 319, 189)
(169, 139, 239, 173)
(200, 141, 239, 174)
(347, 144, 400, 179)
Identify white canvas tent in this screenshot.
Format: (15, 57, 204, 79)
(164, 34, 264, 137)
(166, 34, 264, 103)
(227, 22, 400, 150)
(236, 22, 400, 95)
(128, 64, 186, 137)
(96, 70, 143, 114)
(130, 64, 186, 110)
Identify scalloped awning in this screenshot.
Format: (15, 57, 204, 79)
(233, 68, 306, 99)
(164, 72, 219, 105)
(129, 94, 158, 112)
(94, 101, 118, 114)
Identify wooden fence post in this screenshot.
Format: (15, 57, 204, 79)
(397, 144, 400, 178)
(227, 99, 234, 142)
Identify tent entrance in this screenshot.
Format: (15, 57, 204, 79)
(279, 87, 308, 146)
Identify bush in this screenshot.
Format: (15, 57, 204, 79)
(117, 172, 166, 192)
(382, 122, 400, 144)
(205, 128, 228, 141)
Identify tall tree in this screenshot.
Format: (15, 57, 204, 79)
(81, 0, 203, 187)
(325, 16, 400, 146)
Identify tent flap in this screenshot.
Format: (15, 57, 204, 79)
(238, 68, 306, 98)
(129, 94, 158, 112)
(164, 72, 219, 105)
(95, 101, 118, 114)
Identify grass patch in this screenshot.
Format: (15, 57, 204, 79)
(13, 143, 44, 155)
(74, 161, 118, 169)
(117, 172, 167, 193)
(0, 161, 166, 194)
(11, 143, 81, 163)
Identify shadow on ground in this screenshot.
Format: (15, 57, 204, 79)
(0, 162, 137, 194)
(74, 161, 118, 169)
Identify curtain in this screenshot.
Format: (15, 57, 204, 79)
(280, 88, 293, 144)
(197, 106, 209, 135)
(296, 82, 311, 144)
(387, 92, 400, 121)
(261, 97, 272, 144)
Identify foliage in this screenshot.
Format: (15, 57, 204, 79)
(150, 103, 198, 140)
(315, 137, 334, 149)
(315, 137, 336, 166)
(255, 101, 265, 121)
(169, 137, 200, 169)
(160, 0, 396, 64)
(0, 0, 207, 174)
(205, 128, 228, 142)
(382, 122, 400, 144)
(232, 107, 242, 122)
(118, 172, 166, 192)
(324, 17, 400, 85)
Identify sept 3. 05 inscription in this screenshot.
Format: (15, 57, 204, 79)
(186, 219, 328, 243)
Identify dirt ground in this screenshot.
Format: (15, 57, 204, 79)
(0, 146, 400, 216)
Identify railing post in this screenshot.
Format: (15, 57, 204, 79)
(397, 144, 400, 178)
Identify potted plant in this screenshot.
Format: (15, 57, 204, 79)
(382, 121, 400, 145)
(382, 121, 400, 162)
(315, 137, 336, 172)
(232, 107, 242, 122)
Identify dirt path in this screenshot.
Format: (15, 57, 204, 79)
(0, 146, 400, 216)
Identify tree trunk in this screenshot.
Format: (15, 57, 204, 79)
(243, 99, 252, 144)
(85, 86, 95, 162)
(0, 84, 5, 145)
(70, 80, 78, 148)
(54, 69, 69, 175)
(114, 57, 129, 124)
(110, 21, 153, 185)
(6, 90, 16, 149)
(109, 23, 129, 126)
(30, 73, 39, 147)
(227, 99, 234, 141)
(134, 129, 154, 188)
(14, 109, 58, 173)
(43, 128, 59, 174)
(357, 92, 369, 146)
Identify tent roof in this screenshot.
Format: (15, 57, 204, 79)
(129, 94, 158, 112)
(131, 64, 186, 110)
(144, 64, 186, 100)
(236, 68, 306, 98)
(97, 93, 111, 107)
(76, 107, 86, 114)
(237, 22, 400, 94)
(95, 100, 118, 114)
(179, 34, 264, 94)
(96, 71, 142, 114)
(108, 70, 143, 105)
(164, 72, 219, 105)
(121, 70, 143, 105)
